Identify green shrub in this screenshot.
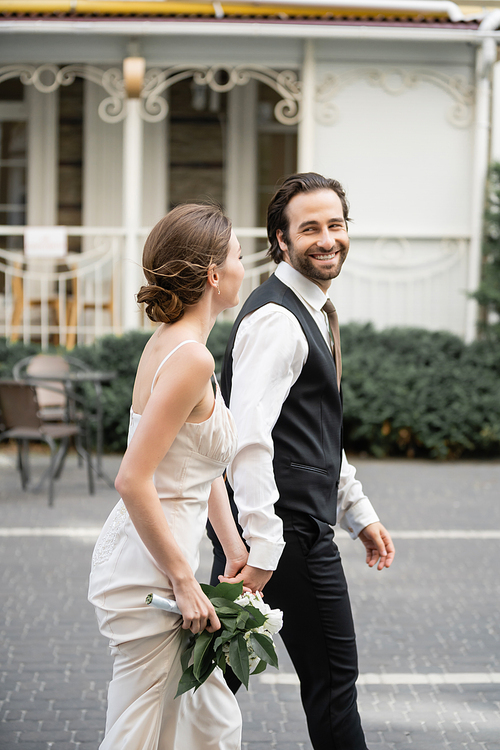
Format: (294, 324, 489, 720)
(207, 320, 233, 375)
(0, 325, 232, 454)
(0, 338, 40, 379)
(341, 324, 500, 459)
(2, 321, 499, 459)
(71, 330, 153, 452)
(0, 331, 152, 454)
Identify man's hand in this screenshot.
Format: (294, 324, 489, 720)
(358, 522, 395, 570)
(219, 564, 273, 593)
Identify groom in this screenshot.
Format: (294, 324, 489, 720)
(209, 172, 395, 750)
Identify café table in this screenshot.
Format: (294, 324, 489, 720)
(23, 369, 117, 487)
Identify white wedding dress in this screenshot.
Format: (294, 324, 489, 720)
(88, 341, 242, 750)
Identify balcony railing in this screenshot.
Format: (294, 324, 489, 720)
(0, 226, 274, 348)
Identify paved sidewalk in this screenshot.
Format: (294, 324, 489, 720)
(1, 447, 499, 749)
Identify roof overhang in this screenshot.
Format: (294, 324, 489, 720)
(0, 0, 477, 18)
(0, 16, 488, 40)
(0, 0, 482, 22)
(2, 0, 498, 41)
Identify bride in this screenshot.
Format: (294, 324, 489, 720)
(88, 203, 247, 749)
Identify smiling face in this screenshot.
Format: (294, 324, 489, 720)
(276, 189, 350, 292)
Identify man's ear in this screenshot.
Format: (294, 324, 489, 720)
(276, 229, 288, 252)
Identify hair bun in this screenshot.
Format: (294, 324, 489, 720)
(139, 204, 232, 321)
(137, 284, 184, 324)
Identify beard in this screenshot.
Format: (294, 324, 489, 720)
(286, 240, 349, 283)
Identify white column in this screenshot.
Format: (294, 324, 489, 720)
(465, 39, 495, 343)
(83, 79, 123, 230)
(298, 39, 316, 173)
(122, 98, 144, 331)
(26, 87, 58, 226)
(142, 117, 167, 228)
(226, 81, 257, 231)
(225, 81, 258, 317)
(491, 60, 500, 162)
(25, 88, 59, 348)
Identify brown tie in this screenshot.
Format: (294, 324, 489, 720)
(322, 299, 342, 390)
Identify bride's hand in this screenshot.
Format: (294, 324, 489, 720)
(222, 549, 249, 580)
(172, 578, 221, 634)
(219, 564, 272, 594)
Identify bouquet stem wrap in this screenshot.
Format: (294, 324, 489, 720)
(146, 581, 282, 696)
(145, 593, 181, 615)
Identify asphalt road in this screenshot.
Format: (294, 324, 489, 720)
(0, 448, 499, 749)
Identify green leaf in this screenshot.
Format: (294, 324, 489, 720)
(217, 651, 227, 671)
(249, 633, 279, 668)
(219, 616, 238, 633)
(235, 610, 251, 630)
(175, 665, 201, 698)
(214, 630, 235, 650)
(200, 581, 243, 602)
(229, 633, 250, 689)
(214, 581, 243, 600)
(194, 661, 217, 691)
(210, 597, 242, 613)
(251, 659, 267, 675)
(213, 605, 241, 617)
(242, 605, 266, 628)
(200, 583, 219, 600)
(180, 642, 194, 672)
(192, 630, 215, 681)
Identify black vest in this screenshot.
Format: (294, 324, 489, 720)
(221, 274, 342, 525)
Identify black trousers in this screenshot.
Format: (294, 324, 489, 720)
(209, 508, 367, 750)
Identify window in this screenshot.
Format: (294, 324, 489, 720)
(58, 78, 83, 252)
(168, 78, 227, 208)
(256, 82, 297, 229)
(0, 78, 27, 250)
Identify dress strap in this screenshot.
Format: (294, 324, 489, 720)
(151, 340, 200, 394)
(210, 371, 219, 397)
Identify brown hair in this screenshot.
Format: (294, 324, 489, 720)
(137, 203, 232, 324)
(267, 172, 350, 264)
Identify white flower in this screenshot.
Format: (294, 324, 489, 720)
(222, 641, 231, 665)
(235, 592, 283, 635)
(234, 593, 254, 609)
(261, 608, 283, 635)
(248, 651, 260, 672)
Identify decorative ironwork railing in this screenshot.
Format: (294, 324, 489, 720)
(0, 225, 474, 345)
(0, 229, 124, 348)
(0, 226, 274, 348)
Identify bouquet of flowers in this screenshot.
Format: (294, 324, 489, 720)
(146, 581, 282, 697)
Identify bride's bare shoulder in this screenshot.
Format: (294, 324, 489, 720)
(133, 331, 213, 408)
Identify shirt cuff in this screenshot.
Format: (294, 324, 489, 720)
(246, 537, 286, 571)
(339, 498, 380, 539)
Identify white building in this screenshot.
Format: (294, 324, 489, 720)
(1, 0, 500, 346)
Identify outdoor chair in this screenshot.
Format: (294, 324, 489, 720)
(13, 353, 111, 486)
(13, 353, 89, 423)
(0, 380, 94, 506)
(67, 275, 115, 351)
(9, 260, 77, 347)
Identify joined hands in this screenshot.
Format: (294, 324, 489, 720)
(219, 564, 273, 594)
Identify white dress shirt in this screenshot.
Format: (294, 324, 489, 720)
(227, 261, 380, 571)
